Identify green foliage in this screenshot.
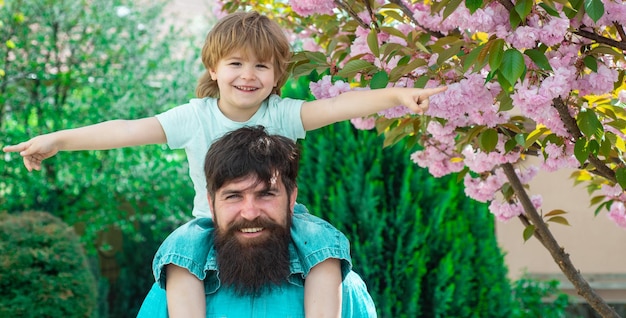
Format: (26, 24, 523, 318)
(295, 121, 513, 317)
(0, 0, 196, 247)
(510, 276, 570, 318)
(0, 211, 97, 317)
(106, 220, 177, 318)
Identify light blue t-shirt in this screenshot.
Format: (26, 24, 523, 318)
(155, 95, 306, 218)
(138, 268, 376, 318)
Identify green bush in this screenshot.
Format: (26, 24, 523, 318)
(0, 211, 97, 317)
(511, 276, 570, 318)
(296, 121, 513, 317)
(0, 0, 197, 246)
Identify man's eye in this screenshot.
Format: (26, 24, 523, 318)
(260, 191, 275, 197)
(225, 194, 241, 200)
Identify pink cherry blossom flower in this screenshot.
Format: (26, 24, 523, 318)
(289, 0, 335, 16)
(608, 201, 626, 229)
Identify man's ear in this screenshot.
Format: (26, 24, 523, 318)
(207, 194, 216, 219)
(289, 187, 298, 215)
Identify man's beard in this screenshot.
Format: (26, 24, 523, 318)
(213, 215, 292, 296)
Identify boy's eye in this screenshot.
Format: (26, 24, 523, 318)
(229, 62, 242, 66)
(256, 64, 270, 69)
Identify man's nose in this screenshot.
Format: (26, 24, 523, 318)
(239, 197, 261, 220)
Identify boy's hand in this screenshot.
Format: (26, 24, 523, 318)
(400, 86, 448, 115)
(3, 135, 60, 171)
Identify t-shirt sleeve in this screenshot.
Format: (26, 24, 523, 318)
(269, 95, 306, 140)
(155, 100, 202, 149)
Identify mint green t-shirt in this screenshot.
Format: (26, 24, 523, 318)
(155, 95, 305, 218)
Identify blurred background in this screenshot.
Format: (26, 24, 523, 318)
(1, 1, 624, 317)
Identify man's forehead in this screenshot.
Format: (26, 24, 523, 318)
(218, 174, 281, 192)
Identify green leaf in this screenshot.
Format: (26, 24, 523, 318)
(583, 55, 598, 72)
(594, 200, 610, 216)
(336, 60, 376, 79)
(370, 71, 389, 89)
(497, 91, 514, 112)
(509, 10, 522, 29)
(523, 224, 535, 242)
(500, 49, 525, 86)
(515, 133, 526, 147)
(463, 44, 485, 73)
(544, 209, 567, 217)
(576, 109, 604, 139)
(574, 138, 588, 165)
(616, 168, 626, 190)
(584, 0, 605, 23)
(304, 51, 329, 65)
(587, 139, 599, 155)
(526, 127, 548, 148)
(505, 138, 518, 153)
(443, 0, 463, 20)
(488, 39, 505, 72)
(547, 216, 570, 226)
(465, 0, 483, 13)
(478, 128, 499, 152)
(515, 0, 534, 21)
(367, 29, 380, 57)
(538, 3, 561, 17)
(524, 49, 553, 71)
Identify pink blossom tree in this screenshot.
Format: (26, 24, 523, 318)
(219, 0, 626, 316)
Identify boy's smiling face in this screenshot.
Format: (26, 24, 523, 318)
(209, 49, 279, 122)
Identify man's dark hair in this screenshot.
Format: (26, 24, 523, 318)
(204, 125, 300, 198)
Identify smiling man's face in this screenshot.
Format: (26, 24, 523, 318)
(210, 173, 296, 240)
(210, 173, 297, 295)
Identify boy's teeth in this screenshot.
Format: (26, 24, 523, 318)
(237, 86, 256, 91)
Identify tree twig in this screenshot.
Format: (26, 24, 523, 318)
(574, 28, 626, 51)
(553, 98, 617, 183)
(502, 163, 621, 318)
(386, 0, 445, 38)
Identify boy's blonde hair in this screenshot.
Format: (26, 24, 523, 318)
(195, 11, 292, 98)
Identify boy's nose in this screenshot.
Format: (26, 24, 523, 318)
(240, 67, 256, 80)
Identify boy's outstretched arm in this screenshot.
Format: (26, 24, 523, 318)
(2, 117, 166, 171)
(300, 86, 447, 131)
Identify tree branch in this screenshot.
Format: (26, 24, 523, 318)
(502, 163, 621, 318)
(495, 0, 515, 11)
(574, 28, 626, 51)
(387, 0, 445, 39)
(614, 22, 626, 43)
(334, 0, 369, 29)
(553, 98, 617, 183)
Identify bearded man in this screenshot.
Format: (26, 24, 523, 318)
(138, 126, 377, 317)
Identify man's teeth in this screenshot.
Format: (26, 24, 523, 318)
(240, 227, 263, 233)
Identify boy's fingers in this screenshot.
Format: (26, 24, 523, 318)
(2, 144, 22, 152)
(422, 86, 448, 97)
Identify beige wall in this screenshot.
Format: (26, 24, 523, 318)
(497, 157, 626, 302)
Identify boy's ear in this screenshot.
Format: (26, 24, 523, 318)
(209, 69, 217, 81)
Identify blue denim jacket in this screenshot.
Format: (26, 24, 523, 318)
(152, 204, 352, 289)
